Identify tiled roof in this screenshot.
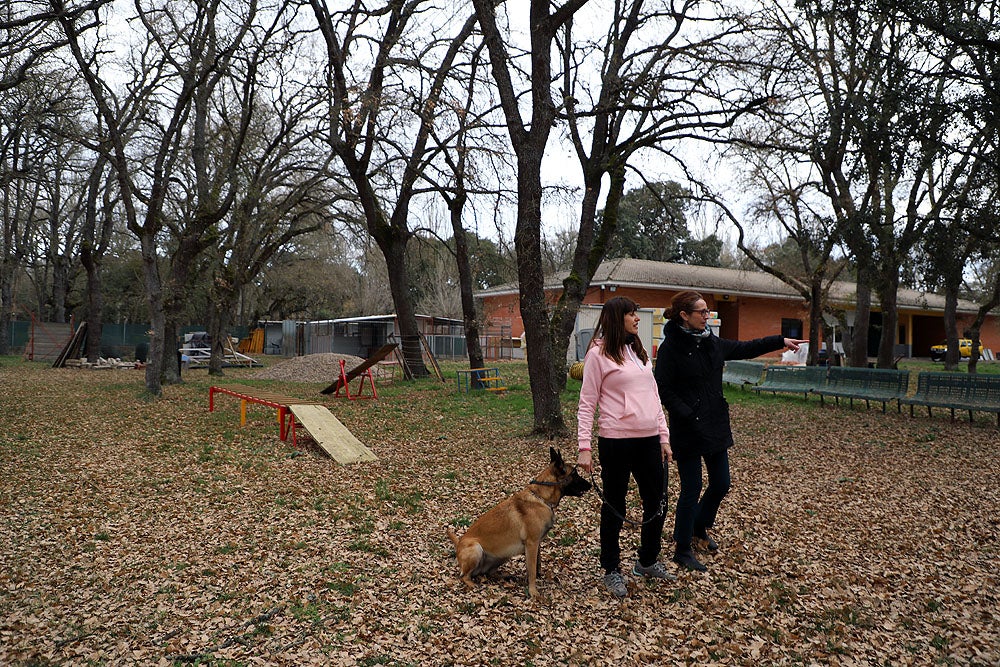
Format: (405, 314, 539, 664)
(476, 258, 979, 313)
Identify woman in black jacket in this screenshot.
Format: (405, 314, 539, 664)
(654, 291, 805, 571)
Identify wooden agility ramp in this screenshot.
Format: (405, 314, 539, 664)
(208, 386, 377, 464)
(288, 404, 378, 464)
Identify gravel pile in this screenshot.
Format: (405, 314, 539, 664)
(253, 352, 366, 383)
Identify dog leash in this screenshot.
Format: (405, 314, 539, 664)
(588, 459, 669, 528)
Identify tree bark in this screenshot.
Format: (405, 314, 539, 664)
(139, 233, 167, 394)
(0, 269, 13, 355)
(806, 280, 824, 366)
(847, 271, 872, 368)
(449, 200, 485, 374)
(515, 155, 564, 435)
(550, 163, 624, 390)
(942, 285, 960, 371)
(875, 274, 900, 369)
(207, 295, 232, 376)
(473, 0, 590, 436)
(377, 229, 429, 377)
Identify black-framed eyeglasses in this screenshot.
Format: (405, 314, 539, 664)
(689, 308, 711, 316)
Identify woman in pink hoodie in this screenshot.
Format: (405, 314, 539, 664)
(576, 297, 674, 599)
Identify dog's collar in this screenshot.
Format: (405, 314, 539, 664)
(528, 478, 565, 488)
(528, 488, 558, 513)
(528, 467, 578, 490)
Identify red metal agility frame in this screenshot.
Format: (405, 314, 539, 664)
(332, 359, 378, 400)
(208, 385, 307, 445)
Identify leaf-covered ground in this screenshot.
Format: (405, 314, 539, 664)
(1, 358, 998, 666)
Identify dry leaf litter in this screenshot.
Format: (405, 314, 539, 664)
(1, 357, 998, 666)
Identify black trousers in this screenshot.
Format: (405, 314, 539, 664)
(597, 435, 666, 573)
(673, 449, 731, 552)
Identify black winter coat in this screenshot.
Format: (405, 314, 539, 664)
(654, 319, 785, 460)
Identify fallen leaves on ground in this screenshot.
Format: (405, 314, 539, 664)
(1, 360, 997, 666)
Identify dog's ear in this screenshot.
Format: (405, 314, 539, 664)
(550, 446, 563, 467)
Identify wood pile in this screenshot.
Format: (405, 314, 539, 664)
(64, 357, 141, 370)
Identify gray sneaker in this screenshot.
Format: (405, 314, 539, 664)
(632, 560, 678, 581)
(603, 570, 628, 599)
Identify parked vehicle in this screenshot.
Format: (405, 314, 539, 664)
(929, 338, 983, 361)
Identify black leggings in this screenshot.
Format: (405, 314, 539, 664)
(597, 435, 666, 573)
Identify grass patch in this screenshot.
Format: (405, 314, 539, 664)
(326, 579, 358, 596)
(290, 601, 323, 625)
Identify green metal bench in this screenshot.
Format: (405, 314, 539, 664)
(812, 367, 911, 413)
(722, 360, 766, 390)
(900, 372, 1000, 427)
(751, 365, 829, 399)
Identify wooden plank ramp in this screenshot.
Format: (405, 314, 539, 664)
(289, 404, 378, 464)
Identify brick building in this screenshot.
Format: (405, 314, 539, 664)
(476, 258, 1000, 361)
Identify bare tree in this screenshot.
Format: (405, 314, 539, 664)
(55, 0, 285, 393)
(307, 0, 479, 376)
(472, 0, 769, 430)
(714, 191, 846, 366)
(472, 0, 589, 435)
(79, 148, 118, 362)
(551, 0, 770, 386)
(151, 0, 277, 384)
(0, 0, 107, 91)
(33, 90, 90, 324)
(0, 68, 60, 353)
(203, 86, 339, 374)
(729, 0, 987, 368)
(419, 39, 515, 373)
(888, 0, 1000, 371)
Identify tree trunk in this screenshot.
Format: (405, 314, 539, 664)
(160, 225, 215, 385)
(876, 275, 899, 369)
(942, 283, 960, 371)
(80, 156, 114, 364)
(0, 270, 12, 355)
(161, 314, 182, 385)
(379, 237, 429, 377)
(550, 165, 624, 391)
(968, 328, 982, 374)
(207, 297, 231, 377)
(848, 271, 872, 368)
(516, 158, 564, 436)
(807, 280, 824, 366)
(966, 272, 1000, 375)
(50, 256, 69, 324)
(140, 233, 166, 396)
(449, 198, 485, 374)
(80, 251, 105, 362)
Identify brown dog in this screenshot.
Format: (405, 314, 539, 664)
(446, 447, 591, 597)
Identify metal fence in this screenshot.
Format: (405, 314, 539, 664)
(6, 320, 248, 360)
(424, 333, 514, 361)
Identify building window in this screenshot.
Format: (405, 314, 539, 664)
(781, 318, 803, 339)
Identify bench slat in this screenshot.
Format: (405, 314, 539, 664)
(723, 361, 765, 389)
(812, 367, 910, 412)
(752, 366, 828, 397)
(900, 372, 1000, 425)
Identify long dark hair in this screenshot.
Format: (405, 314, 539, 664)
(665, 290, 704, 322)
(591, 296, 649, 365)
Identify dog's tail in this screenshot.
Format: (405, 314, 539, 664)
(446, 525, 461, 547)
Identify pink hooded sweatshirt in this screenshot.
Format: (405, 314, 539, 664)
(577, 339, 670, 452)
